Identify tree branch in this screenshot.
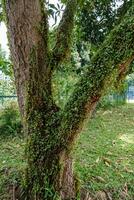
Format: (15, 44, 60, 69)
(57, 4, 134, 151)
(116, 55, 134, 85)
(51, 0, 78, 67)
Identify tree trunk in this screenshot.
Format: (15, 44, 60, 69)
(4, 0, 134, 199)
(5, 1, 78, 198)
(5, 0, 49, 117)
(60, 155, 76, 199)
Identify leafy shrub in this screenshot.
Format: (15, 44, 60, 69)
(0, 102, 22, 136)
(98, 92, 126, 110)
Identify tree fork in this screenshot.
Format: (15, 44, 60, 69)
(3, 0, 134, 199)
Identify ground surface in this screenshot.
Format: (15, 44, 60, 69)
(74, 104, 134, 199)
(0, 104, 134, 199)
(0, 136, 25, 199)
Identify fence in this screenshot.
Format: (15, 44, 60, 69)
(0, 95, 17, 105)
(0, 83, 134, 106)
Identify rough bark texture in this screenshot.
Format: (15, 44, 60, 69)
(4, 0, 134, 199)
(60, 155, 76, 199)
(5, 0, 48, 117)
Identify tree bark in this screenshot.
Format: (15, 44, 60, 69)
(5, 0, 49, 117)
(4, 0, 134, 199)
(60, 154, 76, 199)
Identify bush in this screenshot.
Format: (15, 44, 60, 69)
(98, 93, 126, 109)
(0, 102, 22, 136)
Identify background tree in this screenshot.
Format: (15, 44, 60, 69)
(0, 46, 11, 76)
(2, 0, 134, 199)
(75, 0, 133, 70)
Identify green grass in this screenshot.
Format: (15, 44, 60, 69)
(0, 136, 25, 198)
(74, 104, 134, 199)
(0, 104, 134, 199)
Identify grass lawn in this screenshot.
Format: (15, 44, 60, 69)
(0, 104, 134, 199)
(0, 136, 25, 199)
(74, 104, 134, 199)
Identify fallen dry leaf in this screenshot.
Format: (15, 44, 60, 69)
(95, 157, 100, 163)
(95, 176, 106, 183)
(102, 157, 112, 165)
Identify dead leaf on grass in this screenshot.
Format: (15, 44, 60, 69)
(94, 191, 107, 200)
(124, 167, 133, 173)
(102, 157, 112, 165)
(95, 176, 106, 183)
(104, 161, 111, 167)
(106, 151, 113, 156)
(95, 157, 100, 163)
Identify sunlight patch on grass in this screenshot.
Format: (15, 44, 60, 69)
(119, 133, 134, 144)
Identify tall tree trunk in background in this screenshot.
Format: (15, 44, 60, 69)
(4, 0, 134, 199)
